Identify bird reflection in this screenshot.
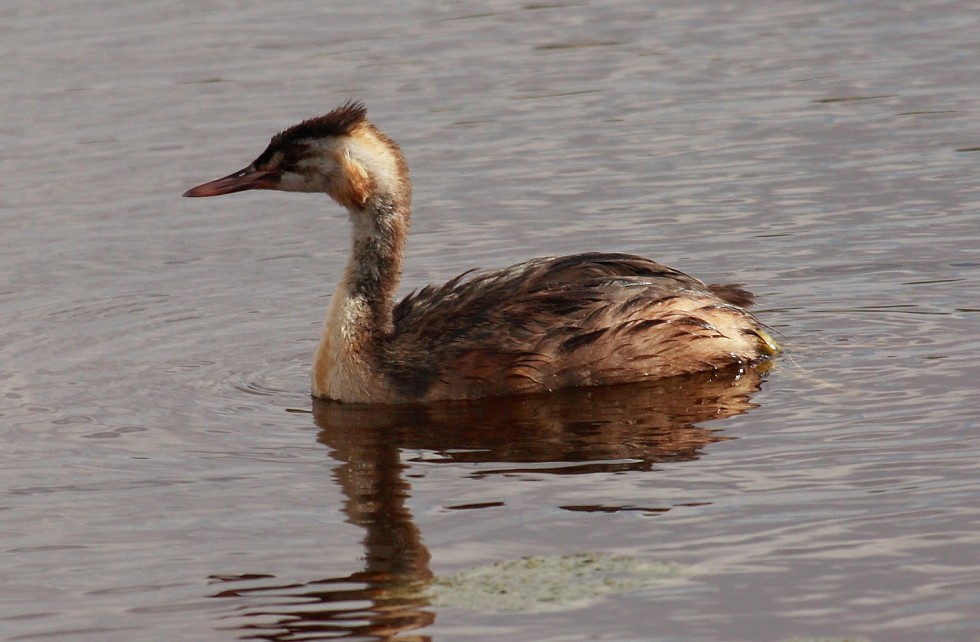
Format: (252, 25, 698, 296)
(210, 364, 769, 641)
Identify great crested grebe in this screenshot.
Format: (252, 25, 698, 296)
(184, 101, 779, 403)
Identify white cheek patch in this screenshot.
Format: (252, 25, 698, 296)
(277, 171, 315, 192)
(279, 156, 338, 193)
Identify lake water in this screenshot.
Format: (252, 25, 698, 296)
(2, 1, 979, 640)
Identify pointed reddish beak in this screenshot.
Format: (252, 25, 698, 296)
(182, 166, 280, 197)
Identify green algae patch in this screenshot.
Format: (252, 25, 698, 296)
(426, 552, 693, 612)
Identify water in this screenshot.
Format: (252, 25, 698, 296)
(2, 1, 979, 640)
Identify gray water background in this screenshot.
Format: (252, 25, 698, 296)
(2, 1, 979, 640)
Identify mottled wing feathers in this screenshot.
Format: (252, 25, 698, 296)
(383, 252, 771, 400)
(393, 252, 700, 326)
(706, 282, 756, 308)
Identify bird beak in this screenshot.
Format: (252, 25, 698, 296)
(182, 166, 280, 197)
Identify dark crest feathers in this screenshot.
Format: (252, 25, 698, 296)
(269, 100, 368, 148)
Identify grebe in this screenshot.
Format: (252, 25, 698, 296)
(184, 101, 779, 403)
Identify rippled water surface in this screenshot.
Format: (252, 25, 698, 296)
(3, 1, 979, 640)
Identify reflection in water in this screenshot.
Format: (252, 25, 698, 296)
(211, 365, 769, 640)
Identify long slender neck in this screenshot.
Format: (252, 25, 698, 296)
(338, 194, 410, 338)
(312, 127, 412, 401)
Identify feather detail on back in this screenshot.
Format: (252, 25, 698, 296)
(381, 252, 775, 401)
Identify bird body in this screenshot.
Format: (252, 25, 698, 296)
(185, 102, 778, 403)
